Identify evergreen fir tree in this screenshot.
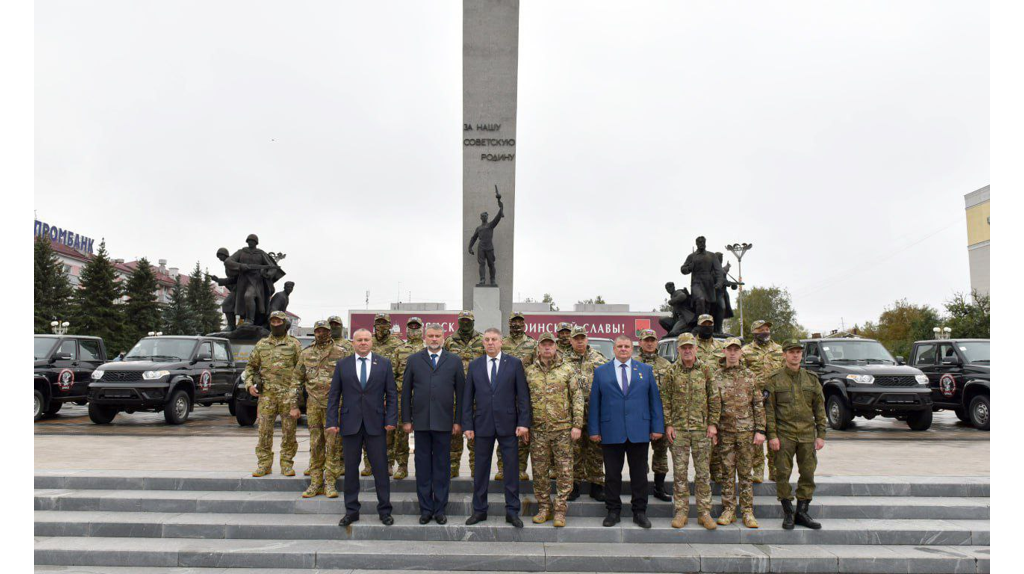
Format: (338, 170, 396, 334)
(34, 236, 74, 333)
(163, 275, 195, 335)
(70, 239, 125, 348)
(122, 257, 162, 345)
(185, 262, 222, 334)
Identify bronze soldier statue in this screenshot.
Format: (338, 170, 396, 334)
(468, 187, 504, 287)
(660, 282, 697, 337)
(680, 236, 724, 319)
(226, 234, 286, 328)
(210, 247, 239, 330)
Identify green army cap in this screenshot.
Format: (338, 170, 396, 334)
(698, 314, 714, 325)
(509, 311, 526, 321)
(537, 331, 557, 344)
(639, 329, 658, 341)
(724, 337, 743, 349)
(328, 315, 344, 325)
(269, 310, 289, 321)
(407, 316, 423, 327)
(313, 319, 331, 330)
(782, 339, 805, 351)
(751, 319, 772, 330)
(557, 322, 573, 333)
(374, 312, 391, 323)
(570, 325, 588, 338)
(457, 310, 474, 320)
(677, 333, 697, 347)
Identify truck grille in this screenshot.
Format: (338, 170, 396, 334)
(101, 371, 144, 382)
(874, 376, 919, 387)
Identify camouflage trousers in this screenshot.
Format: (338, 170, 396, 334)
(573, 427, 604, 485)
(255, 394, 297, 469)
(652, 435, 670, 475)
(530, 430, 573, 514)
(497, 439, 530, 475)
(305, 401, 342, 486)
(451, 432, 476, 475)
(774, 438, 817, 501)
(670, 431, 713, 515)
(752, 440, 776, 480)
(717, 431, 755, 514)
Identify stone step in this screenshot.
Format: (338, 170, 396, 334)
(33, 537, 991, 572)
(34, 490, 990, 520)
(34, 510, 990, 546)
(34, 470, 992, 497)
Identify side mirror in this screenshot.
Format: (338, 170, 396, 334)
(896, 356, 905, 365)
(193, 352, 212, 363)
(53, 352, 73, 362)
(804, 355, 821, 367)
(941, 356, 961, 366)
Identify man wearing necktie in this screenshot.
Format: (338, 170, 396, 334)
(463, 328, 531, 528)
(400, 323, 466, 524)
(588, 335, 665, 529)
(326, 329, 398, 527)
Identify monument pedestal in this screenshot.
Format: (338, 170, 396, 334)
(472, 286, 502, 334)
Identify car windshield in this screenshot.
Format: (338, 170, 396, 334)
(957, 341, 990, 363)
(820, 340, 896, 364)
(34, 337, 58, 360)
(124, 338, 197, 362)
(588, 339, 614, 359)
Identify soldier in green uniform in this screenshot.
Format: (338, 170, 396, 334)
(635, 329, 674, 502)
(743, 320, 784, 483)
(294, 320, 350, 498)
(327, 315, 353, 475)
(766, 339, 827, 530)
(555, 322, 573, 357)
(712, 338, 766, 528)
(563, 325, 609, 501)
(390, 316, 426, 480)
(361, 312, 404, 477)
(662, 333, 720, 530)
(444, 311, 484, 477)
(498, 311, 536, 481)
(526, 332, 584, 527)
(244, 311, 303, 477)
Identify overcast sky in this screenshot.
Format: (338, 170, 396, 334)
(35, 0, 988, 333)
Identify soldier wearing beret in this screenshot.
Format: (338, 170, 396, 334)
(635, 329, 674, 502)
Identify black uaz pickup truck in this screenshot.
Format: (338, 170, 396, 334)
(34, 334, 107, 421)
(87, 336, 239, 424)
(908, 338, 989, 430)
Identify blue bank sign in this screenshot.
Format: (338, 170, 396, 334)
(34, 220, 95, 255)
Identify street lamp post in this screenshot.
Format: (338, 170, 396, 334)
(724, 243, 753, 338)
(50, 319, 70, 335)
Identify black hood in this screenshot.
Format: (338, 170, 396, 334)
(827, 363, 925, 376)
(98, 360, 191, 371)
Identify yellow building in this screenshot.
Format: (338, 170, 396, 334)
(964, 186, 989, 296)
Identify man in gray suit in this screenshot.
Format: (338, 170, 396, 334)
(402, 323, 466, 524)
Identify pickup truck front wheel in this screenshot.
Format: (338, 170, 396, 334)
(34, 390, 45, 422)
(235, 399, 257, 426)
(88, 403, 118, 424)
(906, 408, 933, 431)
(969, 395, 990, 431)
(164, 390, 191, 425)
(826, 395, 853, 430)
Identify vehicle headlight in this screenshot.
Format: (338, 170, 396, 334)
(915, 374, 929, 385)
(142, 370, 170, 380)
(846, 374, 875, 384)
(92, 370, 104, 380)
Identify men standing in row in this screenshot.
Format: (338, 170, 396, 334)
(498, 312, 536, 481)
(361, 313, 404, 477)
(662, 333, 719, 529)
(445, 311, 485, 476)
(245, 311, 302, 477)
(295, 320, 350, 498)
(635, 329, 674, 502)
(766, 340, 827, 530)
(563, 325, 608, 501)
(743, 320, 784, 483)
(713, 338, 766, 528)
(401, 323, 465, 525)
(391, 316, 425, 480)
(526, 332, 584, 527)
(463, 328, 531, 528)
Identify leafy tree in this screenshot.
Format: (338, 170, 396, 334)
(186, 262, 222, 334)
(859, 299, 941, 359)
(724, 285, 807, 342)
(34, 236, 74, 333)
(944, 291, 990, 339)
(162, 275, 195, 335)
(577, 295, 607, 305)
(70, 239, 125, 349)
(121, 257, 162, 346)
(542, 293, 559, 311)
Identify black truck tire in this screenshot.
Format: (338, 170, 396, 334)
(969, 395, 990, 431)
(235, 400, 257, 426)
(164, 389, 191, 425)
(34, 390, 46, 422)
(44, 401, 63, 416)
(228, 399, 237, 416)
(954, 408, 971, 422)
(88, 403, 118, 424)
(826, 394, 853, 430)
(906, 408, 933, 431)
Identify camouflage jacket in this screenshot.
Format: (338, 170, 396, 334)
(695, 337, 724, 367)
(557, 339, 573, 358)
(766, 367, 827, 442)
(392, 337, 426, 389)
(635, 351, 672, 396)
(562, 345, 609, 400)
(525, 354, 585, 432)
(244, 335, 302, 397)
(372, 334, 404, 362)
(502, 333, 537, 366)
(444, 330, 485, 373)
(662, 358, 720, 431)
(294, 340, 350, 408)
(743, 340, 784, 393)
(336, 338, 355, 355)
(712, 362, 766, 433)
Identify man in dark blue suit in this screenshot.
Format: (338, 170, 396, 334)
(588, 335, 665, 529)
(327, 328, 398, 527)
(401, 323, 466, 525)
(463, 328, 531, 527)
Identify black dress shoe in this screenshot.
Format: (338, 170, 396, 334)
(506, 514, 524, 528)
(339, 513, 359, 527)
(434, 514, 448, 525)
(632, 512, 652, 529)
(465, 513, 488, 525)
(419, 515, 432, 525)
(380, 514, 394, 526)
(602, 512, 620, 527)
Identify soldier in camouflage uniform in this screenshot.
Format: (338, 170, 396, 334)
(327, 315, 353, 475)
(636, 329, 674, 502)
(444, 311, 484, 476)
(712, 338, 767, 528)
(662, 333, 720, 529)
(766, 339, 827, 530)
(555, 322, 573, 357)
(361, 312, 405, 477)
(527, 332, 585, 527)
(743, 320, 784, 483)
(564, 325, 609, 501)
(245, 311, 303, 477)
(498, 311, 536, 481)
(295, 320, 350, 498)
(390, 316, 426, 480)
(695, 313, 727, 482)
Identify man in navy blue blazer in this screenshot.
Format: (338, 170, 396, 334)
(588, 334, 665, 529)
(462, 328, 531, 527)
(327, 329, 398, 527)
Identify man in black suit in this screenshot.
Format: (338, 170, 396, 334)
(401, 322, 466, 524)
(463, 328, 531, 527)
(327, 328, 398, 527)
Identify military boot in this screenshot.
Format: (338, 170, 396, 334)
(553, 512, 566, 527)
(781, 499, 795, 530)
(252, 465, 272, 477)
(742, 512, 759, 528)
(302, 480, 323, 498)
(653, 473, 671, 501)
(533, 505, 553, 524)
(494, 469, 504, 481)
(795, 500, 821, 529)
(281, 464, 296, 477)
(360, 464, 373, 477)
(567, 482, 581, 501)
(589, 482, 605, 502)
(393, 464, 408, 480)
(671, 511, 688, 529)
(303, 468, 311, 476)
(716, 508, 736, 526)
(324, 481, 339, 499)
(519, 470, 530, 481)
(698, 513, 718, 530)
